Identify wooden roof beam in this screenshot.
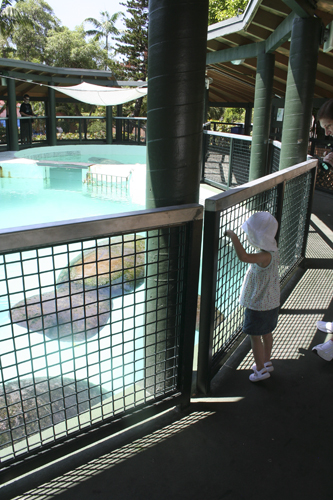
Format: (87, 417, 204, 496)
(282, 0, 316, 18)
(207, 12, 296, 65)
(206, 41, 264, 64)
(265, 11, 296, 52)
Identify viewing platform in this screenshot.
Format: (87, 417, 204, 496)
(1, 188, 332, 500)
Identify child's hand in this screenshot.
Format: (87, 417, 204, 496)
(224, 229, 235, 238)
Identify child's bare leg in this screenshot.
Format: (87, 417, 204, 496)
(262, 333, 273, 364)
(250, 335, 265, 371)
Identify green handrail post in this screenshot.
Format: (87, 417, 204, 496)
(47, 85, 57, 146)
(7, 76, 19, 151)
(106, 106, 112, 144)
(279, 17, 322, 170)
(249, 51, 275, 180)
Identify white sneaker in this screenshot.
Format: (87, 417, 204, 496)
(312, 339, 333, 361)
(316, 321, 333, 333)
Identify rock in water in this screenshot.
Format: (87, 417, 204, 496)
(9, 236, 145, 342)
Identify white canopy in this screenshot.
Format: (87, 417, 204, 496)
(50, 81, 147, 106)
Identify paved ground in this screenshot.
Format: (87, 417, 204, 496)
(2, 190, 333, 500)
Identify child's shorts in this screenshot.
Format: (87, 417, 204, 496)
(243, 306, 279, 336)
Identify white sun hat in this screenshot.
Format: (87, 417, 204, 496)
(242, 212, 278, 251)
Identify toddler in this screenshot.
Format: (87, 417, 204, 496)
(225, 212, 280, 382)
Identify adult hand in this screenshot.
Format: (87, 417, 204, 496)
(323, 151, 333, 166)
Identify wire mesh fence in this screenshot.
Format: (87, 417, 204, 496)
(203, 132, 283, 189)
(203, 131, 251, 188)
(197, 160, 317, 392)
(270, 142, 281, 173)
(0, 207, 202, 470)
(213, 188, 279, 359)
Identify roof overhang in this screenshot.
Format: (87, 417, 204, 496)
(0, 59, 146, 101)
(206, 0, 333, 105)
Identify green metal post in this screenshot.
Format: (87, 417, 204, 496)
(116, 104, 122, 142)
(106, 106, 112, 144)
(145, 0, 209, 401)
(279, 17, 322, 170)
(146, 0, 209, 208)
(249, 51, 275, 181)
(47, 85, 57, 146)
(244, 105, 252, 136)
(7, 77, 19, 151)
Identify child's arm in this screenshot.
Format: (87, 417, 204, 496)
(224, 229, 272, 267)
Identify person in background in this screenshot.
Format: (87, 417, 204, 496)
(317, 98, 333, 166)
(225, 212, 280, 382)
(19, 94, 36, 144)
(312, 99, 333, 361)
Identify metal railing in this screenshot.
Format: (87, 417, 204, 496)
(204, 121, 246, 134)
(113, 117, 147, 144)
(0, 205, 202, 479)
(0, 117, 8, 147)
(197, 159, 317, 393)
(54, 116, 147, 144)
(202, 130, 252, 189)
(202, 131, 284, 189)
(307, 137, 333, 193)
(19, 116, 47, 145)
(55, 116, 107, 142)
(270, 140, 282, 173)
(11, 116, 147, 148)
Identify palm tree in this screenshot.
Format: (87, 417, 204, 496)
(0, 0, 24, 35)
(0, 0, 31, 57)
(85, 11, 123, 63)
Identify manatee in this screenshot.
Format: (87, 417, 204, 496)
(9, 236, 145, 342)
(0, 376, 109, 448)
(88, 157, 123, 164)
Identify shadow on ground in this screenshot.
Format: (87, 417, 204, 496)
(2, 190, 333, 500)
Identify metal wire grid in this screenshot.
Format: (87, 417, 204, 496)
(86, 172, 131, 201)
(0, 226, 187, 463)
(315, 163, 333, 193)
(271, 145, 281, 173)
(278, 171, 313, 282)
(211, 188, 278, 358)
(204, 134, 231, 186)
(203, 133, 251, 188)
(230, 139, 251, 186)
(144, 226, 186, 397)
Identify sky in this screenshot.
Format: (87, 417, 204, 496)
(45, 0, 126, 31)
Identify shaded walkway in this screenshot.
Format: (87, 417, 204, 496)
(2, 191, 333, 500)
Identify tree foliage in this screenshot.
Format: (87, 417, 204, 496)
(0, 0, 25, 37)
(0, 0, 32, 57)
(208, 0, 249, 25)
(115, 0, 148, 117)
(116, 0, 148, 81)
(11, 0, 60, 63)
(44, 26, 105, 68)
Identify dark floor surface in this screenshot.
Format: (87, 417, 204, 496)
(2, 190, 333, 500)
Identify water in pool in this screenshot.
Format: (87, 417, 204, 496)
(14, 144, 146, 165)
(0, 146, 147, 431)
(0, 145, 146, 230)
